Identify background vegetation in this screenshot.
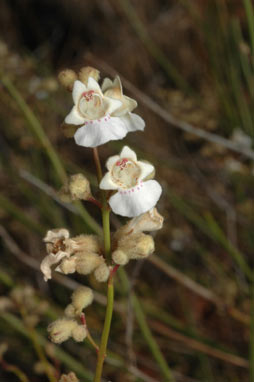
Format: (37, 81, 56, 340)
(0, 0, 254, 381)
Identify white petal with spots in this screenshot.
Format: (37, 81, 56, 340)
(109, 180, 162, 217)
(74, 116, 128, 148)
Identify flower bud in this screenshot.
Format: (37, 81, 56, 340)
(64, 304, 76, 318)
(59, 372, 79, 382)
(59, 174, 92, 202)
(112, 250, 128, 265)
(129, 208, 164, 233)
(71, 286, 94, 315)
(69, 174, 92, 201)
(48, 318, 77, 344)
(128, 234, 154, 259)
(115, 208, 164, 239)
(71, 325, 87, 342)
(56, 257, 76, 275)
(76, 253, 103, 275)
(78, 66, 100, 85)
(94, 263, 110, 283)
(58, 69, 77, 91)
(117, 233, 155, 260)
(74, 234, 101, 254)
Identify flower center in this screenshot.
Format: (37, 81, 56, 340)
(78, 91, 107, 120)
(112, 158, 141, 189)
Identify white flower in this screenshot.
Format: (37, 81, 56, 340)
(102, 76, 145, 133)
(99, 146, 162, 217)
(65, 75, 145, 148)
(65, 78, 126, 147)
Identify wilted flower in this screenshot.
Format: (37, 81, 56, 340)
(115, 208, 164, 238)
(100, 146, 162, 217)
(41, 232, 111, 283)
(41, 229, 77, 281)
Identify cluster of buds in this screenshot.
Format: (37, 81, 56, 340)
(112, 208, 164, 265)
(48, 286, 93, 344)
(41, 229, 110, 282)
(41, 208, 163, 282)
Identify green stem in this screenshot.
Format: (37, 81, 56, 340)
(93, 275, 114, 382)
(102, 207, 111, 263)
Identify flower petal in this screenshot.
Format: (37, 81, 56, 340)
(87, 77, 103, 95)
(72, 80, 87, 104)
(40, 251, 69, 282)
(44, 228, 70, 242)
(121, 112, 145, 132)
(138, 161, 154, 180)
(99, 172, 118, 190)
(109, 180, 162, 217)
(104, 96, 123, 115)
(106, 155, 120, 171)
(74, 116, 128, 148)
(65, 106, 86, 125)
(120, 146, 137, 161)
(101, 77, 114, 92)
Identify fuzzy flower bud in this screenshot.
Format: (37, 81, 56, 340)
(48, 318, 77, 344)
(74, 234, 101, 253)
(75, 253, 103, 275)
(71, 325, 87, 342)
(127, 208, 164, 234)
(115, 208, 164, 240)
(56, 257, 76, 275)
(78, 66, 100, 85)
(129, 234, 154, 259)
(71, 286, 94, 315)
(94, 263, 110, 283)
(59, 174, 92, 202)
(69, 174, 92, 200)
(64, 304, 76, 318)
(115, 233, 155, 264)
(112, 250, 128, 265)
(59, 372, 79, 382)
(58, 69, 77, 91)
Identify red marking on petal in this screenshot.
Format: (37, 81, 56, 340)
(81, 90, 94, 101)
